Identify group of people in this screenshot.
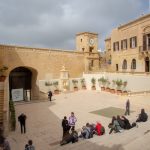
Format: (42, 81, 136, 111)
(60, 112, 105, 146)
(79, 122, 105, 139)
(108, 108, 148, 134)
(60, 112, 78, 145)
(60, 100, 148, 146)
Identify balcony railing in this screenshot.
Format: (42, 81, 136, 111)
(139, 46, 150, 52)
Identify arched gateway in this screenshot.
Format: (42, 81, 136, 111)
(9, 67, 38, 101)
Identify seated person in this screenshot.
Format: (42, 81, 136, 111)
(95, 122, 105, 136)
(136, 109, 148, 122)
(79, 123, 92, 139)
(60, 128, 78, 146)
(121, 116, 132, 129)
(108, 116, 123, 134)
(117, 115, 125, 129)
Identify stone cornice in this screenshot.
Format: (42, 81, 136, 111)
(0, 44, 83, 54)
(76, 32, 98, 36)
(105, 37, 111, 41)
(118, 13, 150, 29)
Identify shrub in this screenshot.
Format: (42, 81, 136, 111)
(9, 100, 16, 131)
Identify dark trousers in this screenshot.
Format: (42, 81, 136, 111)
(125, 107, 130, 115)
(20, 123, 26, 133)
(48, 96, 52, 101)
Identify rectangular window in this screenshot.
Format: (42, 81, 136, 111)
(121, 39, 127, 50)
(113, 42, 119, 51)
(130, 36, 137, 48)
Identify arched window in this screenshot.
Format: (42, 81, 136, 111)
(122, 59, 127, 69)
(131, 59, 136, 69)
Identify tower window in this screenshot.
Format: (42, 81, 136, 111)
(82, 48, 85, 52)
(89, 47, 94, 53)
(81, 39, 82, 42)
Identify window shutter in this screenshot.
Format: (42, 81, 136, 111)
(113, 43, 115, 51)
(130, 38, 132, 48)
(135, 37, 137, 47)
(143, 35, 146, 50)
(126, 39, 127, 49)
(121, 40, 123, 49)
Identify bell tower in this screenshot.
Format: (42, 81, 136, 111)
(76, 32, 100, 72)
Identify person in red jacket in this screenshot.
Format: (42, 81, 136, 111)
(95, 122, 105, 136)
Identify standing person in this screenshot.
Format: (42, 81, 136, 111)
(68, 112, 77, 131)
(18, 113, 27, 134)
(125, 99, 130, 116)
(48, 90, 53, 101)
(62, 116, 69, 138)
(25, 140, 35, 150)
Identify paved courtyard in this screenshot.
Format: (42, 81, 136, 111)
(7, 91, 150, 150)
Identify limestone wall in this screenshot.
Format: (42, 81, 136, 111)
(0, 45, 85, 79)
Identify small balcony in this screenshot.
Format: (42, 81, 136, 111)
(139, 46, 150, 56)
(139, 45, 150, 52)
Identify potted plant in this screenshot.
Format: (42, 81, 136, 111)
(72, 80, 78, 91)
(0, 66, 8, 82)
(80, 78, 86, 89)
(122, 81, 128, 95)
(53, 81, 59, 94)
(105, 80, 110, 92)
(115, 79, 123, 94)
(45, 81, 52, 86)
(98, 77, 107, 91)
(91, 78, 96, 90)
(110, 80, 116, 93)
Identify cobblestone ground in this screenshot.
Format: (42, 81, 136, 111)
(7, 91, 150, 150)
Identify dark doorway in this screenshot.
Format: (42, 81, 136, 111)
(9, 67, 32, 101)
(116, 64, 119, 71)
(145, 57, 150, 72)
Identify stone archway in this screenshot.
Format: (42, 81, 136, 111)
(9, 66, 38, 101)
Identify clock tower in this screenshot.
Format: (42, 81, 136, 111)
(76, 32, 98, 53)
(76, 32, 100, 72)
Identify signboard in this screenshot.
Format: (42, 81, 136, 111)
(12, 88, 24, 101)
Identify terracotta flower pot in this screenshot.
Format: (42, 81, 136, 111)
(105, 87, 110, 92)
(101, 87, 105, 91)
(117, 90, 122, 95)
(91, 86, 96, 90)
(74, 87, 78, 91)
(110, 89, 115, 93)
(82, 86, 86, 90)
(54, 90, 59, 94)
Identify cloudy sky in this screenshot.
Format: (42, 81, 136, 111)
(0, 0, 148, 50)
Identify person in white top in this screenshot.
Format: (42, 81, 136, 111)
(68, 112, 77, 131)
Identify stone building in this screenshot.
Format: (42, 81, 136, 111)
(105, 13, 150, 72)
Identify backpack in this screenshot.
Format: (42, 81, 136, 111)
(25, 145, 35, 150)
(101, 126, 105, 135)
(131, 122, 137, 128)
